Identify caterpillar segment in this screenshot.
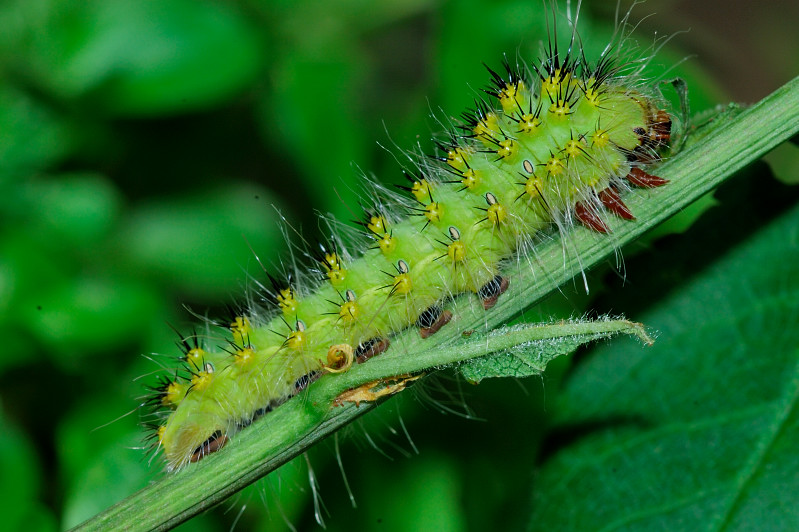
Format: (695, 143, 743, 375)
(144, 40, 671, 471)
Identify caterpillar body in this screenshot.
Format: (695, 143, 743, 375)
(145, 10, 672, 471)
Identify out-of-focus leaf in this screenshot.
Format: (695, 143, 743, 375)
(0, 231, 68, 322)
(122, 183, 283, 299)
(22, 0, 263, 116)
(24, 276, 162, 361)
(323, 453, 467, 532)
(0, 406, 57, 532)
(364, 454, 468, 532)
(59, 398, 157, 529)
(7, 174, 122, 244)
(260, 51, 369, 218)
(0, 87, 73, 179)
(528, 202, 799, 531)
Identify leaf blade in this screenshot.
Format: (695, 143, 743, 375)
(528, 201, 799, 532)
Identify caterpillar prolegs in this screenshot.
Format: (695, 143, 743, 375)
(144, 7, 672, 471)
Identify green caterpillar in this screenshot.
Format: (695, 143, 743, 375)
(145, 8, 671, 471)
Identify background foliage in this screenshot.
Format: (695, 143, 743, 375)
(1, 0, 797, 530)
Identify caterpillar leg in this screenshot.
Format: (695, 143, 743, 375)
(417, 305, 453, 338)
(478, 275, 510, 310)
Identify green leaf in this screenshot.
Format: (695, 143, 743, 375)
(11, 173, 122, 245)
(528, 202, 799, 531)
(0, 88, 73, 179)
(459, 319, 652, 384)
(59, 399, 151, 529)
(121, 183, 283, 299)
(0, 406, 57, 532)
(22, 0, 262, 116)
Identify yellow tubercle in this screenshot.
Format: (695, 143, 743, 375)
(525, 176, 543, 198)
(499, 81, 525, 113)
(485, 192, 507, 226)
(378, 233, 396, 254)
(487, 204, 507, 226)
(191, 363, 215, 392)
(425, 202, 443, 223)
(546, 156, 564, 176)
(448, 241, 466, 263)
(323, 253, 347, 286)
(549, 100, 571, 118)
(461, 168, 480, 190)
(230, 317, 250, 344)
(392, 260, 412, 295)
(592, 129, 610, 148)
(339, 300, 359, 323)
(163, 381, 185, 407)
(497, 139, 517, 159)
(391, 273, 412, 294)
(367, 215, 387, 235)
(565, 139, 583, 159)
(447, 146, 471, 171)
(277, 287, 298, 315)
(541, 76, 558, 98)
(474, 112, 500, 140)
(518, 114, 541, 134)
(327, 269, 346, 285)
(541, 69, 571, 99)
(392, 273, 412, 294)
(234, 347, 256, 367)
(447, 226, 466, 263)
(411, 179, 431, 202)
(324, 252, 340, 269)
(582, 77, 600, 106)
(185, 347, 205, 368)
(286, 330, 306, 350)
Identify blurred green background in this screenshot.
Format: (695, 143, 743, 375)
(0, 0, 796, 530)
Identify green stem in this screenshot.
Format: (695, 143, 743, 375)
(72, 75, 799, 531)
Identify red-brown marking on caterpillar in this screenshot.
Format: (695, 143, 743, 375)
(419, 309, 453, 338)
(649, 110, 672, 146)
(355, 337, 391, 363)
(627, 167, 669, 188)
(575, 202, 610, 233)
(599, 188, 635, 220)
(478, 275, 510, 310)
(190, 431, 228, 463)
